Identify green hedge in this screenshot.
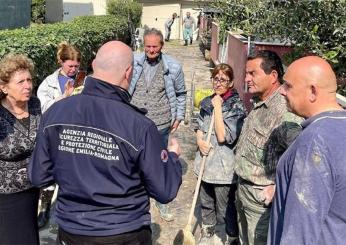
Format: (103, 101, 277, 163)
(0, 15, 129, 87)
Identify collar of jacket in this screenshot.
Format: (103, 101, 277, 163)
(201, 89, 240, 114)
(137, 53, 169, 75)
(252, 87, 281, 109)
(82, 76, 147, 114)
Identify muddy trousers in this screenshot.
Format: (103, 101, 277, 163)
(200, 182, 238, 237)
(236, 180, 271, 245)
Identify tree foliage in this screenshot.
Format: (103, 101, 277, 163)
(211, 0, 346, 89)
(31, 0, 46, 24)
(106, 0, 142, 27)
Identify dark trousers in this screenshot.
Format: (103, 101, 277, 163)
(200, 182, 238, 236)
(57, 226, 152, 245)
(0, 188, 40, 245)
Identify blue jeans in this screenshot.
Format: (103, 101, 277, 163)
(158, 127, 170, 149)
(183, 28, 193, 41)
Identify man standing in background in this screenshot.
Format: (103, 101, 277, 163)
(182, 12, 196, 46)
(164, 13, 177, 42)
(129, 28, 186, 222)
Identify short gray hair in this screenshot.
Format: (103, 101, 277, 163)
(143, 28, 164, 45)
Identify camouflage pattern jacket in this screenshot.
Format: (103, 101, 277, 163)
(234, 89, 302, 186)
(194, 90, 246, 184)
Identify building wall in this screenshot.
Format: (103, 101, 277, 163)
(0, 0, 31, 29)
(140, 0, 201, 40)
(45, 0, 63, 23)
(46, 0, 107, 23)
(141, 3, 181, 39)
(92, 0, 107, 15)
(62, 0, 94, 21)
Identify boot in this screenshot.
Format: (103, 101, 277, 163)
(225, 235, 239, 245)
(199, 225, 215, 245)
(190, 38, 193, 45)
(38, 202, 51, 229)
(184, 40, 188, 46)
(155, 202, 174, 222)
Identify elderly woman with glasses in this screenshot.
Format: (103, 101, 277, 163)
(36, 41, 82, 228)
(194, 63, 246, 245)
(0, 54, 41, 244)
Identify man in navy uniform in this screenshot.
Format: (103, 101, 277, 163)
(29, 41, 183, 245)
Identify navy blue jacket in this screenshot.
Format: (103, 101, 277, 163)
(28, 77, 182, 236)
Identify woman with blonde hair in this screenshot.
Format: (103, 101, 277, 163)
(0, 54, 41, 244)
(37, 41, 82, 228)
(38, 41, 82, 112)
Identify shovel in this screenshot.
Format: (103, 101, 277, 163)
(174, 111, 215, 245)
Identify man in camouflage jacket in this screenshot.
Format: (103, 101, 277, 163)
(234, 51, 302, 245)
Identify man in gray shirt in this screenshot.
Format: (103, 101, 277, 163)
(182, 12, 196, 46)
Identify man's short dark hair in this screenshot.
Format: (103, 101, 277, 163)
(143, 28, 164, 46)
(248, 50, 284, 84)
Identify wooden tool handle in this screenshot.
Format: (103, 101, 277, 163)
(186, 111, 215, 228)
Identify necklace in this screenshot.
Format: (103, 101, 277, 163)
(1, 100, 31, 138)
(1, 100, 29, 119)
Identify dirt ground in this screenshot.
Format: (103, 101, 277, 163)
(150, 40, 212, 245)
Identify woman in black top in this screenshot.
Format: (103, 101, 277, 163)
(0, 54, 41, 244)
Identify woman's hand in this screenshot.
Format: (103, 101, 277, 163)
(63, 80, 75, 98)
(197, 138, 212, 156)
(211, 94, 223, 108)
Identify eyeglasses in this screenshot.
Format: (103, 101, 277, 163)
(212, 77, 230, 86)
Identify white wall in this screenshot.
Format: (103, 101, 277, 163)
(141, 3, 181, 40)
(140, 1, 200, 40)
(92, 0, 107, 15)
(62, 0, 94, 21)
(46, 0, 107, 23)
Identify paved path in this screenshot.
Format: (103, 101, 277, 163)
(39, 40, 212, 245)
